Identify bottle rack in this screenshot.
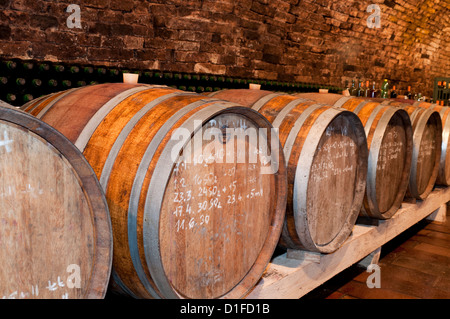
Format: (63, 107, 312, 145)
(0, 58, 343, 107)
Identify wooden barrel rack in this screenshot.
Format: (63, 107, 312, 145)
(246, 186, 449, 299)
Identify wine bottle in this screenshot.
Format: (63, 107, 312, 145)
(349, 79, 357, 96)
(15, 77, 26, 86)
(31, 78, 42, 87)
(27, 78, 43, 99)
(69, 65, 80, 74)
(53, 64, 65, 74)
(6, 93, 17, 103)
(22, 61, 34, 72)
(83, 66, 94, 75)
(1, 60, 17, 72)
(47, 79, 58, 88)
(13, 77, 27, 98)
(62, 80, 72, 88)
(22, 94, 34, 103)
(390, 85, 398, 98)
(370, 81, 378, 98)
(357, 79, 364, 97)
(37, 62, 50, 74)
(364, 80, 370, 97)
(407, 86, 413, 100)
(151, 71, 163, 85)
(95, 67, 107, 83)
(109, 68, 121, 82)
(380, 79, 389, 98)
(0, 76, 8, 86)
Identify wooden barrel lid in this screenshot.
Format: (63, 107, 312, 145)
(0, 105, 112, 299)
(155, 108, 286, 298)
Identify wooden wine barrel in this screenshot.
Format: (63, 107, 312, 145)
(414, 104, 450, 186)
(295, 93, 413, 218)
(0, 99, 13, 108)
(22, 83, 287, 299)
(400, 105, 442, 198)
(377, 100, 450, 186)
(0, 103, 112, 299)
(297, 93, 441, 201)
(329, 96, 442, 197)
(208, 89, 368, 252)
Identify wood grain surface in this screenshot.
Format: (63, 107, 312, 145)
(0, 105, 112, 299)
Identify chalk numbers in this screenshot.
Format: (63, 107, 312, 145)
(170, 159, 264, 233)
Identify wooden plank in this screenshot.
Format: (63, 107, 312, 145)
(286, 250, 322, 263)
(357, 247, 382, 268)
(426, 203, 447, 223)
(246, 187, 450, 299)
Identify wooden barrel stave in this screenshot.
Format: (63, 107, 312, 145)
(209, 89, 368, 253)
(22, 84, 287, 299)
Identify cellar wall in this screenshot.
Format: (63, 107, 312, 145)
(0, 0, 449, 96)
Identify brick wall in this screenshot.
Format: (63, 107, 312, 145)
(0, 0, 449, 96)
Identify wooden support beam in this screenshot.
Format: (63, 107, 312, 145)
(286, 250, 322, 263)
(426, 202, 447, 223)
(357, 247, 382, 268)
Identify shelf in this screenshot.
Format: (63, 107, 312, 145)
(246, 186, 450, 299)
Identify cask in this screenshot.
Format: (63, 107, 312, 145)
(297, 93, 440, 200)
(0, 103, 112, 299)
(377, 100, 450, 186)
(22, 83, 287, 299)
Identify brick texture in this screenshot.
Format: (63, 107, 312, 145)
(0, 0, 449, 96)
